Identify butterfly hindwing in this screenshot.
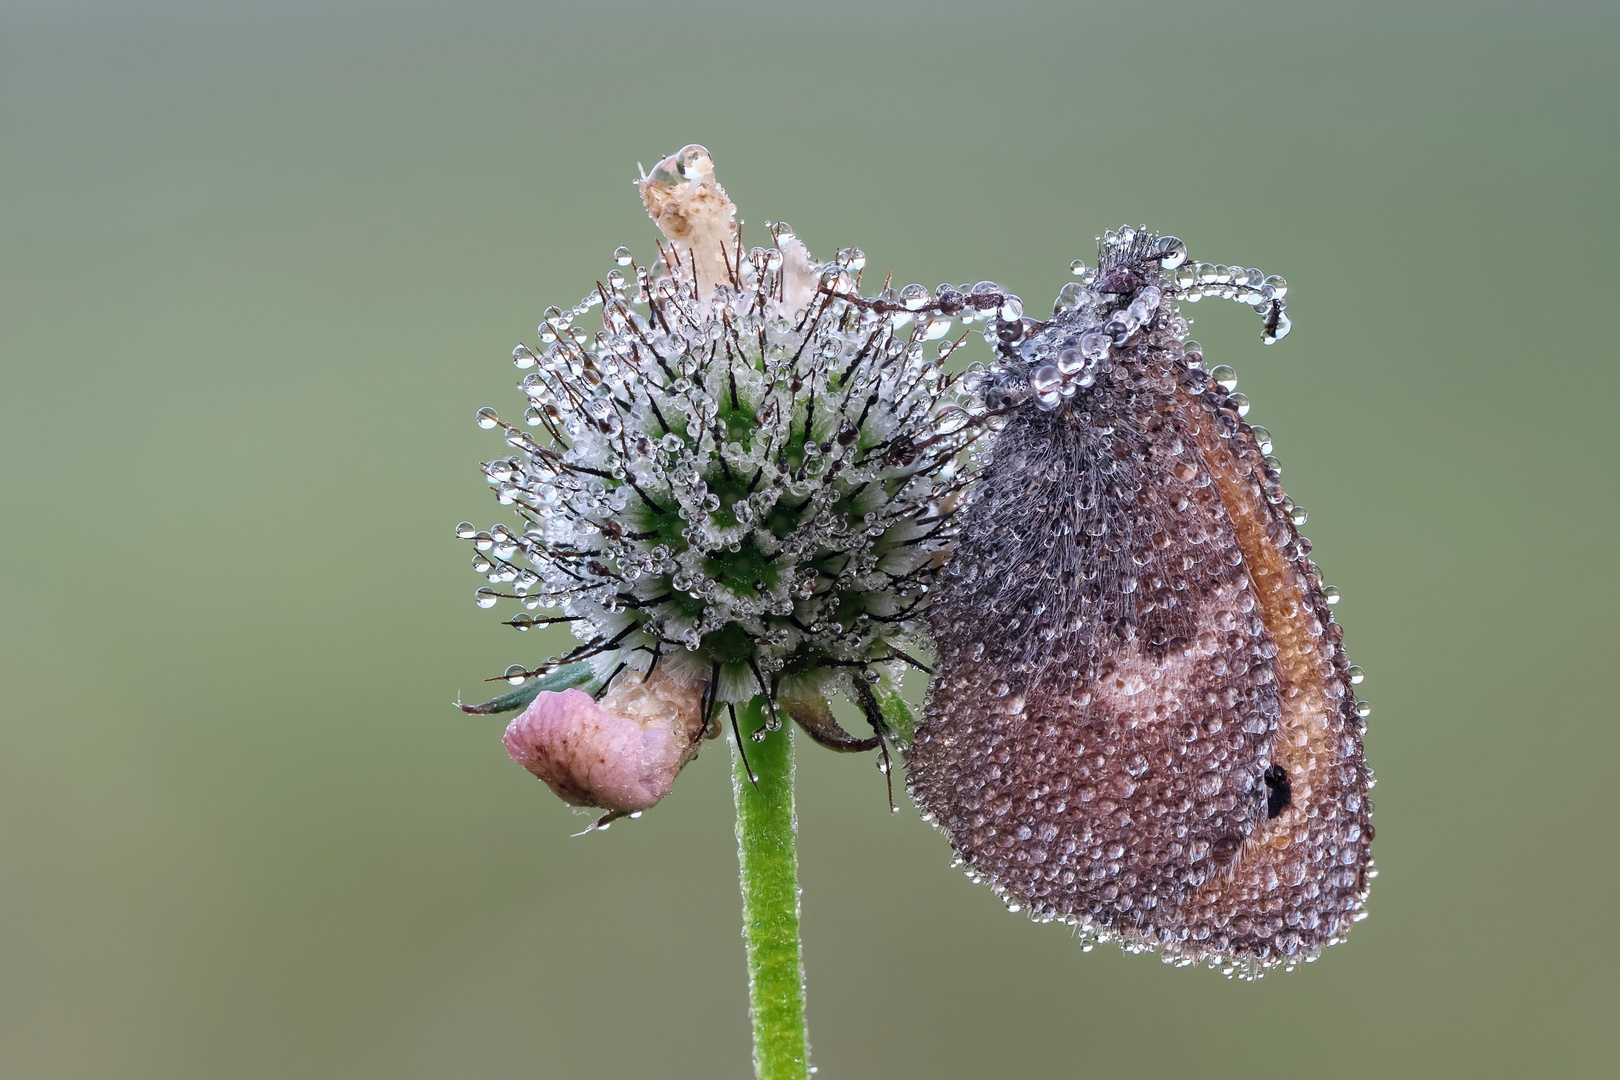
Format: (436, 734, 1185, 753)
(907, 324, 1372, 972)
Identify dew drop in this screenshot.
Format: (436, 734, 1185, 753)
(672, 143, 712, 180)
(1029, 364, 1062, 395)
(475, 587, 499, 609)
(934, 405, 971, 434)
(1355, 700, 1372, 719)
(455, 521, 477, 539)
(1249, 425, 1273, 454)
(476, 407, 500, 429)
(1155, 235, 1188, 269)
(1105, 311, 1138, 344)
(820, 265, 854, 292)
(1346, 665, 1365, 685)
(1210, 365, 1238, 391)
(504, 664, 528, 685)
(1229, 392, 1251, 416)
(614, 245, 633, 267)
(1322, 585, 1341, 605)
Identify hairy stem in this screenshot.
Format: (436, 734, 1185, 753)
(732, 697, 810, 1080)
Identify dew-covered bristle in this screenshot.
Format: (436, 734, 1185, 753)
(460, 226, 985, 716)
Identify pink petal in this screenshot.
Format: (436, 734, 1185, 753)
(502, 671, 704, 812)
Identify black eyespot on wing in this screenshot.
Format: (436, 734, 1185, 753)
(1263, 764, 1291, 819)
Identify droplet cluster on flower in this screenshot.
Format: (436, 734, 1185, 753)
(458, 148, 988, 729)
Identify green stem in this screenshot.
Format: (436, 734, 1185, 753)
(731, 697, 810, 1080)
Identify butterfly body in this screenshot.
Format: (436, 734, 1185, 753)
(907, 237, 1372, 973)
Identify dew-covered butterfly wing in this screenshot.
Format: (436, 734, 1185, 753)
(906, 230, 1372, 976)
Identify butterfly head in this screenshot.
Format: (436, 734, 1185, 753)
(977, 227, 1288, 414)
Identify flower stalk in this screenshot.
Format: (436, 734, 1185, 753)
(732, 698, 809, 1080)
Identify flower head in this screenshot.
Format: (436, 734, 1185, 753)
(459, 145, 985, 762)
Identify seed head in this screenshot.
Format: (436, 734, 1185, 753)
(461, 145, 979, 748)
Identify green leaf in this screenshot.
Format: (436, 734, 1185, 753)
(874, 686, 916, 742)
(455, 662, 597, 715)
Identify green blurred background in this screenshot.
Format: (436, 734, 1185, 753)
(2, 1, 1615, 1076)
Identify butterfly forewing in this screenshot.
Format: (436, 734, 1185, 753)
(908, 301, 1372, 973)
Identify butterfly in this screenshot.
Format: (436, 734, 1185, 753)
(904, 229, 1373, 976)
